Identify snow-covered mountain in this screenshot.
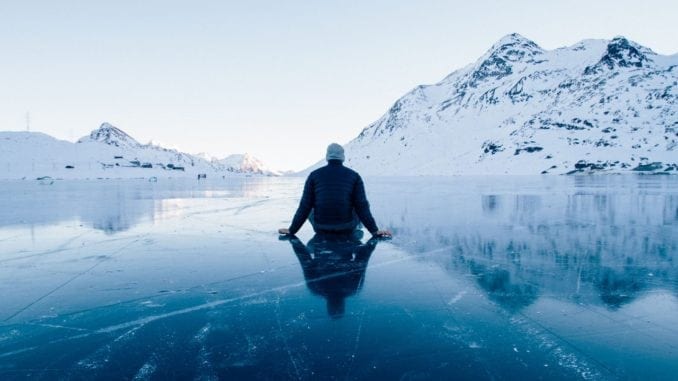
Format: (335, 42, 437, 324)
(0, 123, 274, 179)
(211, 153, 279, 176)
(77, 122, 141, 149)
(330, 34, 678, 175)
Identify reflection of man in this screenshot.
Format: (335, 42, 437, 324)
(278, 143, 391, 238)
(282, 232, 379, 319)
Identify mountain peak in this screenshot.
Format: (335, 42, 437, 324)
(604, 36, 649, 65)
(469, 33, 544, 86)
(584, 36, 650, 74)
(489, 33, 543, 55)
(78, 122, 141, 148)
(494, 33, 532, 46)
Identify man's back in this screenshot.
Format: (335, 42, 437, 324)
(309, 161, 359, 227)
(280, 143, 390, 238)
(288, 160, 378, 235)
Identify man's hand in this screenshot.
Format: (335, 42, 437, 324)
(278, 228, 291, 235)
(374, 229, 392, 238)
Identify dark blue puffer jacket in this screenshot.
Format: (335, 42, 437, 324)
(288, 160, 379, 235)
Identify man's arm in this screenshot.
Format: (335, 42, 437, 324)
(286, 175, 315, 235)
(352, 175, 380, 235)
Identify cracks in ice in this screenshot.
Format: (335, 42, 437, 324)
(74, 325, 143, 371)
(274, 292, 303, 380)
(344, 309, 365, 380)
(0, 230, 95, 264)
(511, 313, 612, 380)
(131, 356, 158, 381)
(1, 248, 420, 361)
(2, 236, 148, 323)
(192, 323, 218, 381)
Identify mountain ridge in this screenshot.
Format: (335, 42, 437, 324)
(0, 123, 276, 179)
(307, 34, 677, 176)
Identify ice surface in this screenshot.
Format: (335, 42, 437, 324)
(0, 176, 676, 380)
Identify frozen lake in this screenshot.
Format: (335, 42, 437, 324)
(0, 176, 677, 380)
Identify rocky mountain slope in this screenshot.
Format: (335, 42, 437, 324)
(337, 34, 677, 175)
(0, 123, 274, 179)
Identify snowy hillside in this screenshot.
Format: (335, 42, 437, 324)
(335, 34, 678, 175)
(212, 153, 280, 176)
(0, 123, 274, 179)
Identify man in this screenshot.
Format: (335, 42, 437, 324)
(278, 143, 392, 237)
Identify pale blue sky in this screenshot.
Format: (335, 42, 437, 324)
(1, 1, 676, 170)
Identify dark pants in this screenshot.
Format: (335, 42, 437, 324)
(309, 210, 362, 234)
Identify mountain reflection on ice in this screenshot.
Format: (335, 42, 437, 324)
(0, 178, 278, 234)
(0, 176, 676, 380)
(368, 176, 677, 312)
